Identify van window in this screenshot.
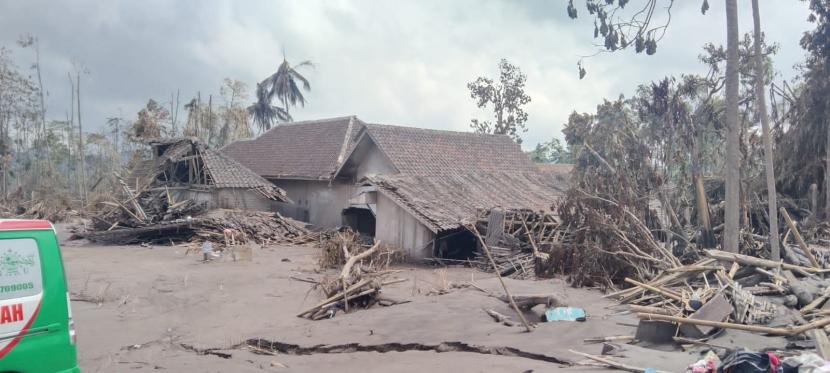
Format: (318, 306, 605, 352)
(0, 239, 42, 300)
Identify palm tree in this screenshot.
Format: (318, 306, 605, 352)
(751, 0, 780, 260)
(262, 58, 313, 116)
(724, 0, 741, 253)
(247, 83, 291, 132)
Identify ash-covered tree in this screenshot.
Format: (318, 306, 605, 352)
(467, 59, 531, 144)
(217, 78, 252, 146)
(130, 99, 170, 142)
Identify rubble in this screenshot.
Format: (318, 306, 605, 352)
(74, 138, 310, 246)
(79, 209, 312, 245)
(469, 208, 564, 280)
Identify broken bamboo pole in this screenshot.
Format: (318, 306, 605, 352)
(705, 250, 828, 273)
(624, 278, 683, 303)
(569, 350, 672, 373)
(780, 207, 821, 268)
(638, 313, 830, 336)
(297, 278, 373, 317)
(469, 224, 532, 333)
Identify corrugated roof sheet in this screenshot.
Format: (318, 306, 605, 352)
(221, 116, 362, 180)
(367, 171, 566, 233)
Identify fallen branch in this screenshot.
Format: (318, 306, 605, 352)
(468, 224, 533, 332)
(483, 308, 518, 327)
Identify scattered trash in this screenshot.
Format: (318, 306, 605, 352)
(782, 352, 830, 372)
(687, 350, 721, 373)
(543, 307, 586, 322)
(718, 349, 780, 373)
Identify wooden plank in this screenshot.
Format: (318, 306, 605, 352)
(679, 293, 733, 338)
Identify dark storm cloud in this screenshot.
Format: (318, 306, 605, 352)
(0, 0, 813, 148)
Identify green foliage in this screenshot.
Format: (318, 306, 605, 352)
(468, 59, 531, 144)
(528, 138, 573, 164)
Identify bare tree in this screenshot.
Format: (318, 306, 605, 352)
(724, 0, 741, 253)
(70, 62, 89, 208)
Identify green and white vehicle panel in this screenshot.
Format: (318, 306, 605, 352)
(0, 220, 79, 373)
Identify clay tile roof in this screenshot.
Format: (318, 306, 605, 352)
(222, 116, 363, 180)
(367, 171, 566, 233)
(363, 124, 537, 175)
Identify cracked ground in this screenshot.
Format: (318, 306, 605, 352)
(57, 225, 786, 372)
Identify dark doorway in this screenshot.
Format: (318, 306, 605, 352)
(434, 229, 477, 260)
(342, 207, 376, 236)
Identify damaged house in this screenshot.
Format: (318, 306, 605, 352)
(82, 137, 309, 244)
(223, 116, 568, 259)
(127, 137, 291, 211)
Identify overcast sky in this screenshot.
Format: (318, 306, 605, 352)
(0, 0, 814, 149)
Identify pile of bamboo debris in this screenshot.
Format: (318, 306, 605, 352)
(298, 242, 407, 320)
(79, 208, 312, 245)
(610, 248, 830, 341)
(469, 208, 565, 279)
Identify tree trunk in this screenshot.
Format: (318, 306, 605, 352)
(724, 0, 741, 253)
(826, 104, 830, 217)
(691, 132, 715, 248)
(752, 0, 780, 260)
(77, 73, 87, 209)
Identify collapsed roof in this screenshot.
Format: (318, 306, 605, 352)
(365, 171, 568, 233)
(130, 137, 288, 202)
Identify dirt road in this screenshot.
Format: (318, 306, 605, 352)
(57, 229, 778, 372)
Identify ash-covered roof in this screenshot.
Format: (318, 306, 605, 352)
(356, 123, 538, 176)
(221, 116, 363, 180)
(223, 116, 539, 180)
(366, 171, 566, 233)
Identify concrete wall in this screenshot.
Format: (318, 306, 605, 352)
(271, 179, 354, 228)
(353, 144, 397, 180)
(375, 193, 434, 259)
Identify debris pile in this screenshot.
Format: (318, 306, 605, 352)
(0, 188, 80, 223)
(73, 137, 313, 246)
(298, 238, 406, 320)
(469, 208, 564, 279)
(607, 248, 830, 348)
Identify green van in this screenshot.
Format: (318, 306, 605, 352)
(0, 220, 78, 373)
